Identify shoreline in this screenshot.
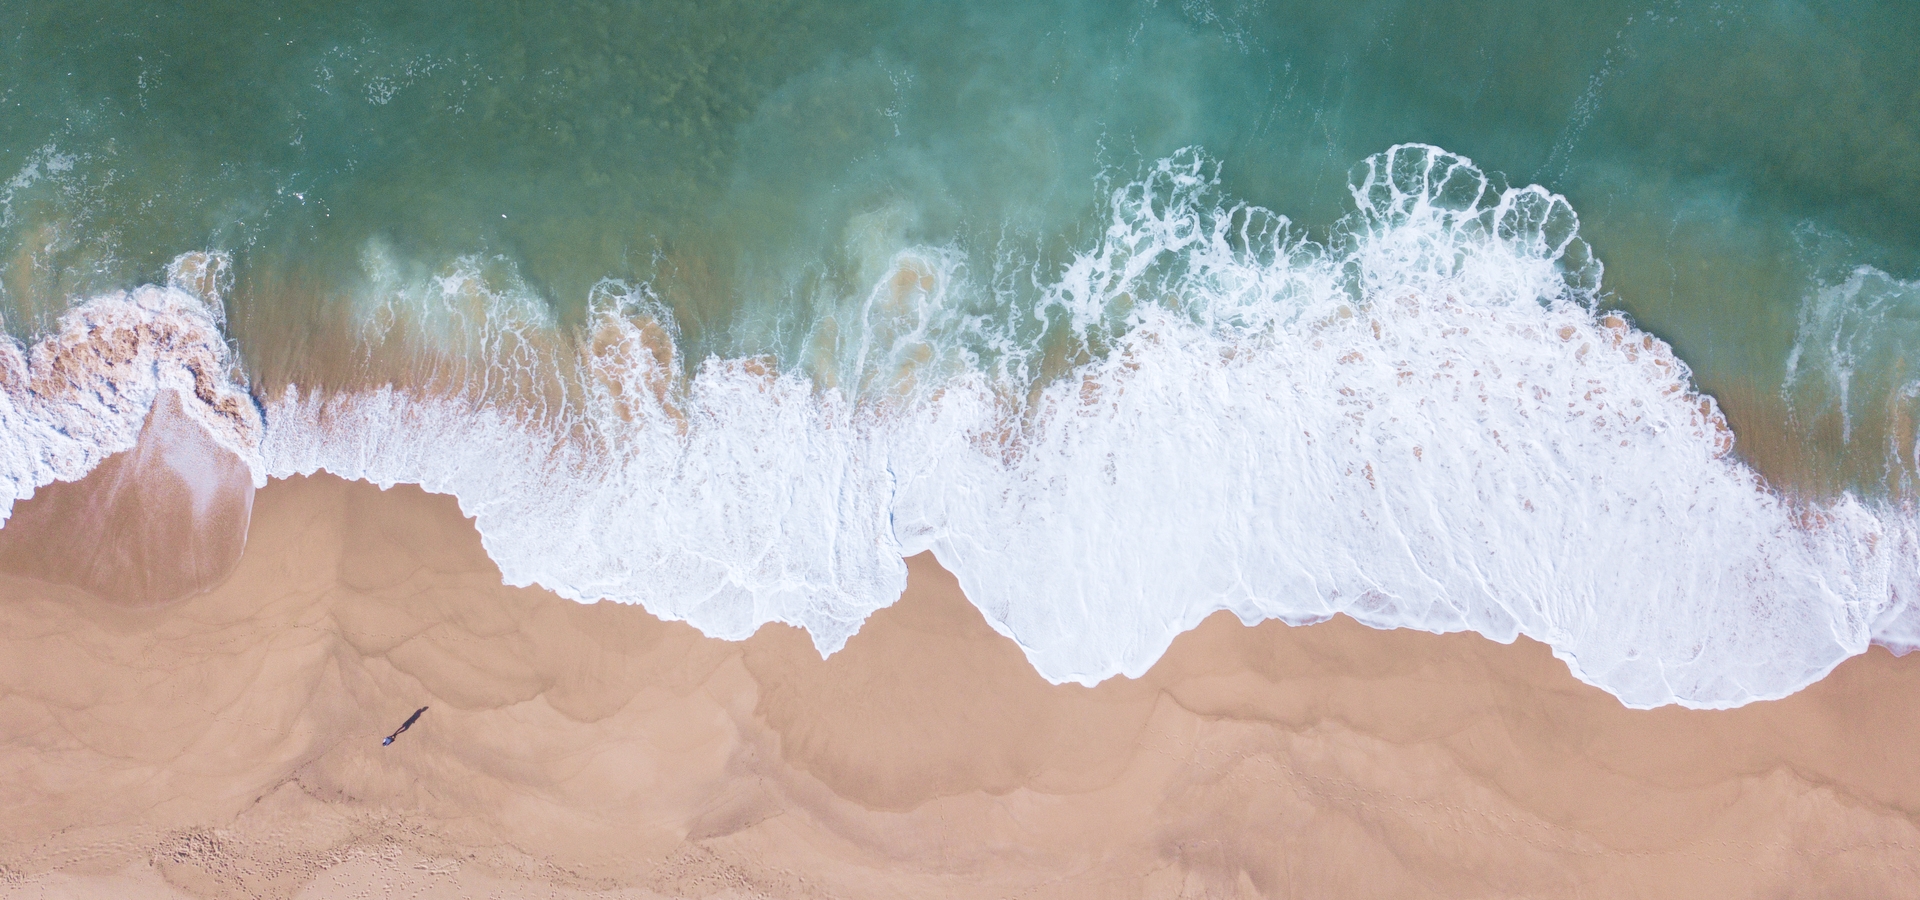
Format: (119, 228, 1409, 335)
(7, 205, 1914, 710)
(12, 141, 1916, 710)
(1, 469, 1917, 897)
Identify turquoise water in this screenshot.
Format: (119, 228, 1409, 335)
(7, 1, 1917, 491)
(15, 1, 1920, 422)
(5, 0, 1920, 705)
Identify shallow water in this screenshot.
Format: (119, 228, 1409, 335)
(3, 0, 1919, 706)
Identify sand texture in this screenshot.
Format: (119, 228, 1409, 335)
(0, 389, 254, 606)
(2, 438, 1919, 897)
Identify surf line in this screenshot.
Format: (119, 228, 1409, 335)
(382, 706, 429, 746)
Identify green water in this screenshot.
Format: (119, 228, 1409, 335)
(4, 0, 1918, 492)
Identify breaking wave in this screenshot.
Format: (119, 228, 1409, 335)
(8, 145, 1918, 709)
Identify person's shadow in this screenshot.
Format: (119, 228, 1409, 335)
(383, 706, 428, 746)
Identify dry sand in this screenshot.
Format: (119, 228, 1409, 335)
(1, 417, 1918, 898)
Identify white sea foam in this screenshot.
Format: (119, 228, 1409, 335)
(890, 147, 1920, 707)
(262, 364, 907, 655)
(0, 254, 262, 525)
(12, 148, 1920, 708)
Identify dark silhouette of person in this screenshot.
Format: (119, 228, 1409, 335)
(383, 706, 428, 746)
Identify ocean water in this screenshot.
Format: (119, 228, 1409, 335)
(3, 0, 1918, 707)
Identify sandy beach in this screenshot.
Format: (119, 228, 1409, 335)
(6, 2, 1919, 895)
(2, 421, 1919, 899)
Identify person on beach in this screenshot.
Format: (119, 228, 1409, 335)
(383, 706, 428, 746)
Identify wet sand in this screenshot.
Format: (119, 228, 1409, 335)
(1, 435, 1918, 898)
